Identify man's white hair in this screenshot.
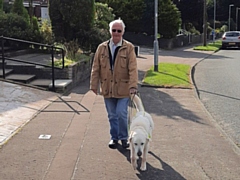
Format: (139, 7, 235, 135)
(109, 18, 126, 34)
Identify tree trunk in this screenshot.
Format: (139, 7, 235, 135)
(29, 0, 33, 25)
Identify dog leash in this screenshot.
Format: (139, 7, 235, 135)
(128, 92, 145, 130)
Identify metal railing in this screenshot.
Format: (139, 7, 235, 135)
(0, 36, 65, 92)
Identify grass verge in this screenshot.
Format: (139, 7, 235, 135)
(193, 40, 222, 51)
(143, 40, 222, 88)
(142, 62, 192, 88)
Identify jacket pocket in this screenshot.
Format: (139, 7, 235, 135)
(117, 55, 128, 79)
(120, 55, 127, 68)
(100, 54, 108, 68)
(100, 79, 109, 96)
(100, 55, 108, 77)
(117, 79, 129, 96)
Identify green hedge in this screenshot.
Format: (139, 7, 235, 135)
(0, 13, 42, 48)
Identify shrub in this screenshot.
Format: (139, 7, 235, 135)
(49, 0, 95, 43)
(220, 25, 228, 32)
(100, 0, 146, 33)
(31, 16, 41, 43)
(11, 0, 30, 23)
(0, 13, 43, 48)
(0, 13, 30, 39)
(158, 0, 181, 39)
(64, 40, 79, 60)
(95, 2, 114, 30)
(0, 0, 3, 12)
(87, 26, 110, 52)
(40, 19, 54, 44)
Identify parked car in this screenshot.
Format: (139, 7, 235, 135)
(221, 31, 240, 49)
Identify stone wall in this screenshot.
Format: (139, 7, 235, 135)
(123, 32, 215, 49)
(67, 60, 92, 86)
(5, 59, 92, 87)
(124, 32, 223, 50)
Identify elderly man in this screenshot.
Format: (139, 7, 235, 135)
(90, 19, 138, 149)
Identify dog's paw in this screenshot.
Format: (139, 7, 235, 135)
(132, 163, 137, 170)
(140, 164, 147, 171)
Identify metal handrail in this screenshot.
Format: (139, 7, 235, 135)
(3, 57, 63, 69)
(0, 36, 65, 92)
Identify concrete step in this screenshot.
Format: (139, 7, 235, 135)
(0, 69, 13, 77)
(5, 74, 36, 83)
(29, 79, 52, 88)
(30, 79, 72, 93)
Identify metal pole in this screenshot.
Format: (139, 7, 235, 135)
(236, 8, 239, 31)
(229, 5, 234, 31)
(51, 45, 55, 92)
(154, 0, 158, 72)
(229, 5, 231, 31)
(203, 0, 207, 46)
(213, 0, 216, 43)
(1, 36, 5, 79)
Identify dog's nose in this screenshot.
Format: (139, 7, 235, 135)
(137, 151, 142, 157)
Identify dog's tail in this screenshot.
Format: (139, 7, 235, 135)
(131, 94, 145, 112)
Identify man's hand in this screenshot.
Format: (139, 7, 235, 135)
(130, 88, 137, 94)
(91, 89, 98, 95)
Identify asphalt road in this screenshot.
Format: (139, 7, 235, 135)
(194, 49, 240, 147)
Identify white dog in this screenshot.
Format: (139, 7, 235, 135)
(129, 94, 154, 171)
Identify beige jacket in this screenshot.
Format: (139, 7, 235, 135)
(90, 39, 138, 98)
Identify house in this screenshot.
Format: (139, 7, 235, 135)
(6, 0, 50, 21)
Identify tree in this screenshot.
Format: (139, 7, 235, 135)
(141, 0, 154, 35)
(0, 0, 3, 12)
(49, 0, 95, 43)
(29, 0, 33, 24)
(97, 0, 146, 33)
(97, 0, 181, 38)
(94, 2, 114, 29)
(159, 0, 181, 38)
(173, 0, 203, 33)
(0, 13, 32, 42)
(87, 2, 114, 52)
(11, 0, 30, 22)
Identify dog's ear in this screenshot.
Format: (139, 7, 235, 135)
(129, 131, 134, 142)
(129, 137, 132, 142)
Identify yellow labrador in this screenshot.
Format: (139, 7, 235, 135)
(129, 94, 154, 171)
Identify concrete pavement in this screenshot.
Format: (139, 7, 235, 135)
(0, 46, 240, 179)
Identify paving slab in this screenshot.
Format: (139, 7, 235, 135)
(0, 81, 58, 146)
(0, 46, 239, 180)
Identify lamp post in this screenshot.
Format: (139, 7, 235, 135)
(229, 4, 234, 31)
(203, 0, 207, 46)
(213, 0, 216, 42)
(236, 7, 240, 31)
(154, 0, 158, 72)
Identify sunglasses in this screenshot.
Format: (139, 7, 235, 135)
(112, 29, 122, 33)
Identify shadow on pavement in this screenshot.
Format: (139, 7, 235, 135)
(116, 146, 186, 180)
(136, 151, 186, 180)
(140, 45, 227, 61)
(41, 96, 90, 114)
(138, 84, 204, 124)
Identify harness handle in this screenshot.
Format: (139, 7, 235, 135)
(128, 91, 145, 131)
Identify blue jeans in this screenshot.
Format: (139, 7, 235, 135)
(104, 97, 129, 141)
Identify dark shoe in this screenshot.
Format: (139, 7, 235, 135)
(121, 140, 129, 149)
(108, 140, 118, 149)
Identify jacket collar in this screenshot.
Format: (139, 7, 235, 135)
(103, 39, 127, 49)
(109, 38, 123, 47)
